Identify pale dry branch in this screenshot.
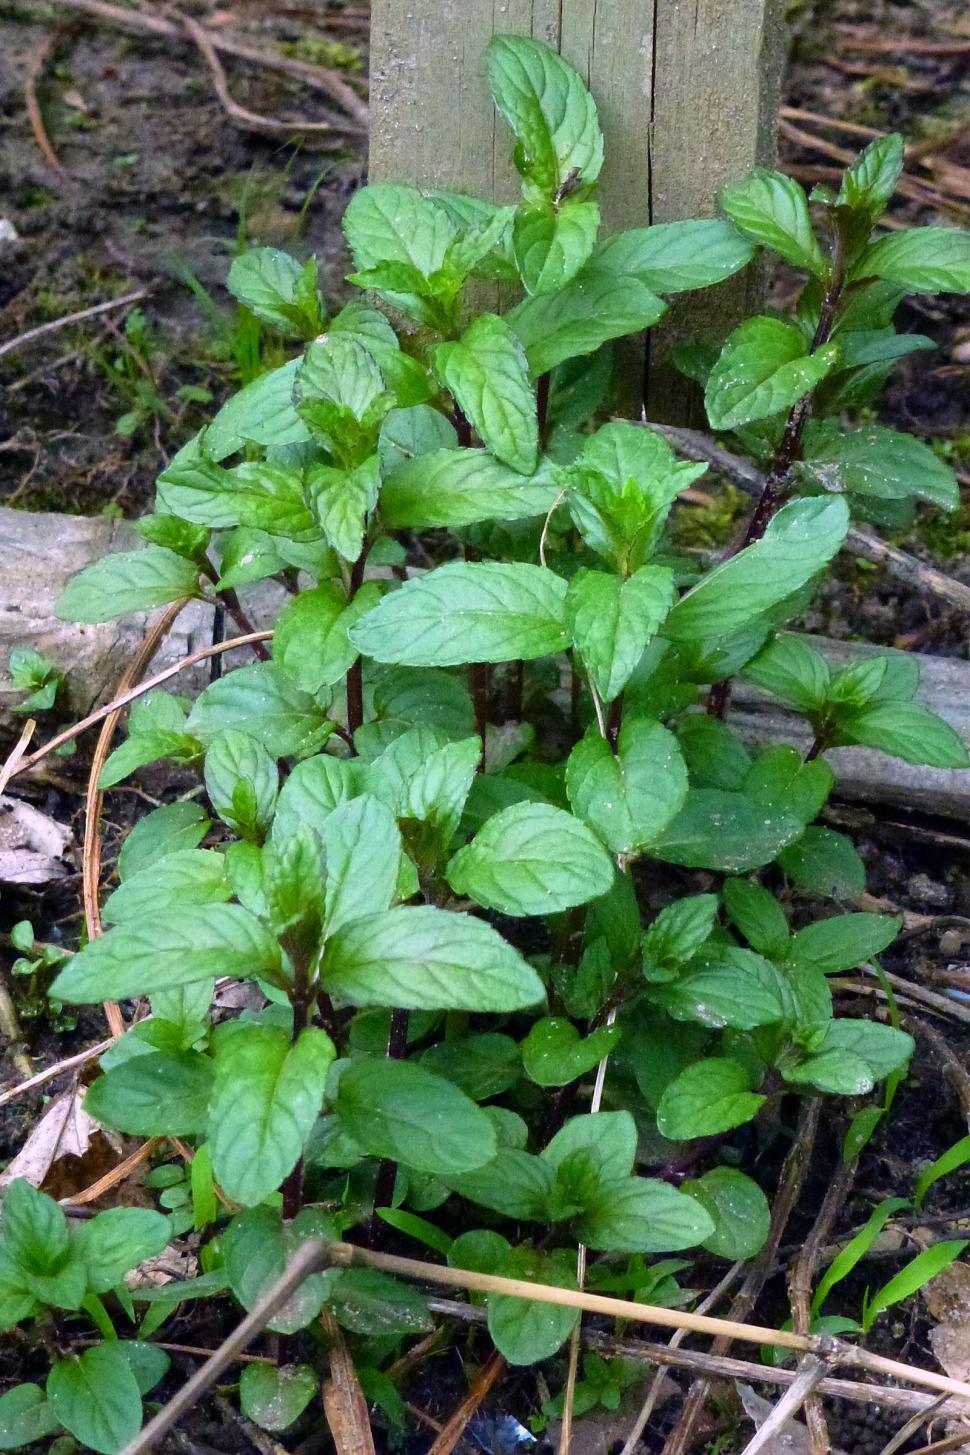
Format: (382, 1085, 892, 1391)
(0, 291, 151, 364)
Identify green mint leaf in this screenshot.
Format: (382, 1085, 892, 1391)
(642, 895, 719, 980)
(565, 720, 688, 856)
(675, 716, 751, 793)
(649, 788, 803, 872)
(684, 1167, 771, 1260)
(343, 183, 456, 276)
(508, 262, 665, 376)
(444, 1150, 554, 1221)
(783, 1020, 914, 1094)
(274, 583, 377, 696)
(705, 317, 839, 430)
(379, 402, 458, 472)
(224, 1206, 336, 1334)
(240, 1364, 317, 1432)
(296, 337, 392, 462)
(99, 728, 202, 789)
(483, 1245, 580, 1366)
(513, 200, 600, 294)
(349, 561, 568, 667)
(657, 1058, 765, 1139)
(434, 314, 538, 473)
(204, 730, 278, 839)
(521, 1018, 621, 1087)
(744, 744, 833, 825)
(1, 1180, 70, 1277)
(227, 248, 323, 336)
(664, 496, 849, 643)
(209, 1025, 333, 1205)
(156, 458, 318, 538)
(421, 1033, 521, 1101)
(777, 827, 865, 901)
(799, 425, 959, 510)
(593, 219, 754, 293)
(270, 755, 366, 846)
(447, 802, 614, 916)
(320, 794, 401, 936)
(720, 169, 826, 276)
(722, 879, 790, 958)
(51, 903, 281, 1003)
(203, 360, 309, 459)
(136, 513, 211, 561)
(487, 35, 603, 195)
(73, 1209, 171, 1294)
(854, 226, 970, 293)
(0, 1385, 59, 1450)
(334, 1056, 497, 1175)
(837, 134, 903, 222)
(577, 1178, 715, 1254)
(566, 566, 674, 703)
(187, 662, 332, 760)
(47, 1344, 142, 1455)
(116, 801, 209, 881)
(84, 1052, 214, 1135)
(651, 946, 786, 1030)
(838, 699, 969, 768)
(789, 912, 901, 973)
(56, 547, 201, 624)
(307, 457, 380, 563)
(328, 1267, 433, 1336)
(381, 448, 560, 530)
(742, 633, 831, 712)
(322, 905, 545, 1012)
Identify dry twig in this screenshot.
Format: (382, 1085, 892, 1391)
(429, 1298, 970, 1421)
(320, 1310, 376, 1455)
(173, 8, 359, 140)
(0, 1036, 113, 1107)
(8, 630, 272, 787)
(426, 1350, 505, 1455)
(662, 1097, 822, 1455)
(63, 1138, 158, 1207)
(617, 1263, 741, 1455)
(740, 1357, 829, 1455)
(47, 0, 367, 126)
(24, 26, 74, 180)
(790, 1154, 857, 1455)
(0, 290, 151, 365)
(83, 599, 189, 1037)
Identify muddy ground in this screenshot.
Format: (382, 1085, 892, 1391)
(3, 0, 970, 1452)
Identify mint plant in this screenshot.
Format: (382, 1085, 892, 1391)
(4, 33, 969, 1451)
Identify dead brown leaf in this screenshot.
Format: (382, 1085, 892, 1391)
(0, 794, 71, 884)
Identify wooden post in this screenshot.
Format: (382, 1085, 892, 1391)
(369, 0, 786, 421)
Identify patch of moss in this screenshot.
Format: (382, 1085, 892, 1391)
(282, 35, 363, 73)
(669, 482, 748, 550)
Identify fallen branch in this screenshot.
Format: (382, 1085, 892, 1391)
(46, 0, 367, 126)
(740, 1356, 828, 1455)
(618, 1262, 742, 1455)
(662, 1097, 821, 1455)
(320, 1312, 376, 1455)
(174, 8, 357, 141)
(430, 1298, 970, 1421)
(25, 26, 73, 180)
(0, 1037, 113, 1108)
(84, 600, 189, 1038)
(426, 1350, 505, 1455)
(0, 290, 151, 365)
(651, 423, 970, 617)
(8, 629, 273, 786)
(120, 1235, 970, 1455)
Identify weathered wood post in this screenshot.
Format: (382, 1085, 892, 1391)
(368, 0, 787, 421)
